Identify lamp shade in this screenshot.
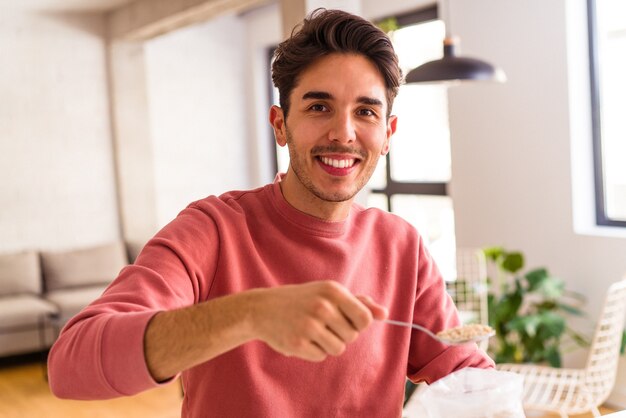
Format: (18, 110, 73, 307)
(405, 37, 506, 85)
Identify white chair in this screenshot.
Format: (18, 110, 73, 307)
(497, 278, 626, 418)
(446, 248, 489, 349)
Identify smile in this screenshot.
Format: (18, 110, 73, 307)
(319, 156, 356, 169)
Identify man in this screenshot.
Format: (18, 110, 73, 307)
(48, 9, 493, 417)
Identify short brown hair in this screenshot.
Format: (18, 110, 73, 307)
(271, 8, 403, 118)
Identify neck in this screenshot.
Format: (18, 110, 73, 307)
(278, 170, 353, 222)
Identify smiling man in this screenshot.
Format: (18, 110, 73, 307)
(48, 9, 493, 418)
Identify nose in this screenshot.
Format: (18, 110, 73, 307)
(327, 111, 356, 143)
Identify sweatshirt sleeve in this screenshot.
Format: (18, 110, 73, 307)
(48, 205, 219, 399)
(406, 237, 494, 384)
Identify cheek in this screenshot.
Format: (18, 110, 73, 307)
(361, 128, 391, 154)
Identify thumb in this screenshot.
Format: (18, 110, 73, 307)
(356, 295, 389, 321)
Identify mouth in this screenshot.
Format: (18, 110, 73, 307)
(316, 155, 361, 176)
(319, 156, 357, 169)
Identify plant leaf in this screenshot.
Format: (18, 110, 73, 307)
(525, 268, 549, 291)
(508, 315, 540, 337)
(376, 17, 399, 33)
(494, 292, 523, 324)
(501, 252, 524, 273)
(565, 328, 591, 347)
(544, 345, 562, 367)
(562, 289, 588, 303)
(483, 247, 505, 263)
(536, 312, 566, 339)
(539, 277, 565, 299)
(557, 303, 585, 316)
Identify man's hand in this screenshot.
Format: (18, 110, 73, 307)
(249, 281, 388, 361)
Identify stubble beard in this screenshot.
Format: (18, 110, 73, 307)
(284, 127, 379, 203)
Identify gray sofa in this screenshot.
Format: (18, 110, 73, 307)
(0, 241, 137, 358)
(0, 251, 58, 357)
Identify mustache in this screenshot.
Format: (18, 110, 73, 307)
(310, 145, 367, 159)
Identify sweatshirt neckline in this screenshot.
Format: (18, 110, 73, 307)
(268, 175, 348, 237)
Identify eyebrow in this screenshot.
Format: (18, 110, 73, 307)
(301, 91, 384, 107)
(357, 96, 383, 107)
(302, 91, 332, 101)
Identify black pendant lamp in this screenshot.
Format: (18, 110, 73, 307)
(405, 1, 506, 85)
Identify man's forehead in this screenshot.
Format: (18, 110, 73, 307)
(299, 53, 384, 79)
(292, 54, 387, 102)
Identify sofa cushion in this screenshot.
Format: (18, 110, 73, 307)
(0, 251, 41, 297)
(0, 295, 58, 328)
(41, 241, 128, 291)
(46, 285, 108, 321)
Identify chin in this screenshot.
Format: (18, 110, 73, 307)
(313, 187, 359, 203)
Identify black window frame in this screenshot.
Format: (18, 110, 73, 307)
(587, 0, 626, 227)
(369, 6, 448, 212)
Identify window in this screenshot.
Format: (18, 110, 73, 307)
(367, 7, 457, 280)
(588, 0, 626, 227)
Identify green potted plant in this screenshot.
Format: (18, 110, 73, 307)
(484, 247, 589, 367)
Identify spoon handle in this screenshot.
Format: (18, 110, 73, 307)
(381, 319, 494, 345)
(381, 319, 440, 340)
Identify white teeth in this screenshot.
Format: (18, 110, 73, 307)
(320, 157, 355, 168)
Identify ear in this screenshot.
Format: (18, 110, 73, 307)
(269, 105, 287, 147)
(381, 114, 397, 156)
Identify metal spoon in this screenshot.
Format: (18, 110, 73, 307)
(381, 319, 495, 345)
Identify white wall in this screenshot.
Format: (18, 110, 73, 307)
(0, 9, 120, 252)
(144, 13, 251, 227)
(241, 2, 283, 186)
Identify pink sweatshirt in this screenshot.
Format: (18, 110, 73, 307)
(48, 178, 494, 417)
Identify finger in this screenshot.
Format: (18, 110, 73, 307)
(356, 295, 389, 321)
(307, 296, 361, 344)
(325, 316, 360, 345)
(305, 288, 362, 341)
(270, 334, 328, 362)
(326, 284, 387, 330)
(311, 326, 347, 357)
(301, 341, 329, 362)
(336, 298, 374, 332)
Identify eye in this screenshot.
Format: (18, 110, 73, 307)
(357, 108, 376, 117)
(309, 103, 328, 112)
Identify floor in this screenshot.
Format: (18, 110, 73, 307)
(0, 361, 182, 418)
(0, 359, 619, 418)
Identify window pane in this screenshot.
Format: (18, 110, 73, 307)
(595, 0, 626, 221)
(390, 195, 456, 281)
(366, 192, 389, 211)
(367, 154, 387, 190)
(391, 85, 451, 182)
(276, 145, 290, 174)
(390, 20, 451, 182)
